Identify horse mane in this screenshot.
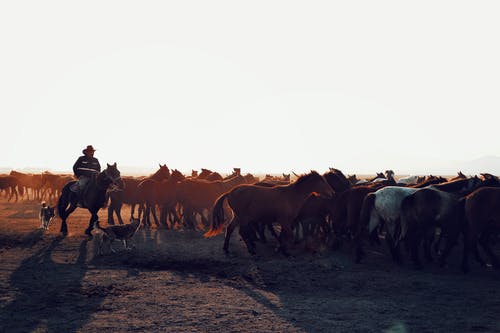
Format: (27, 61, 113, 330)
(432, 177, 478, 192)
(292, 171, 321, 187)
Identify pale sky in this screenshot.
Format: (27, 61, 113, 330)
(1, 1, 499, 175)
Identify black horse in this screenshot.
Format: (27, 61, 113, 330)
(57, 163, 123, 236)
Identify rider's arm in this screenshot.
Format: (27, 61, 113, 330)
(73, 157, 83, 177)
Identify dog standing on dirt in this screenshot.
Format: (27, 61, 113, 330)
(93, 217, 141, 255)
(39, 201, 55, 231)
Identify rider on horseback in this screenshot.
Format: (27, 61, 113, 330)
(71, 145, 101, 202)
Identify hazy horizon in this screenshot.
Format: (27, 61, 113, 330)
(2, 154, 500, 177)
(2, 1, 499, 175)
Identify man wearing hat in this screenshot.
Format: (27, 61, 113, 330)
(71, 145, 101, 195)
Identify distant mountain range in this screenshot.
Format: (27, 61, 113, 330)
(458, 155, 500, 175)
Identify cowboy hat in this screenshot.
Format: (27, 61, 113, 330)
(82, 145, 96, 154)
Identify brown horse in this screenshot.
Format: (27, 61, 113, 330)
(463, 185, 500, 272)
(0, 175, 19, 202)
(40, 171, 62, 202)
(197, 168, 214, 179)
(176, 174, 247, 229)
(107, 176, 142, 225)
(205, 171, 334, 255)
(449, 171, 467, 182)
(136, 164, 171, 227)
(10, 171, 35, 200)
(157, 169, 186, 228)
(291, 169, 351, 245)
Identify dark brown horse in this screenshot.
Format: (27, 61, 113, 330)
(136, 164, 171, 227)
(107, 176, 143, 225)
(58, 163, 123, 236)
(463, 184, 500, 272)
(400, 176, 491, 269)
(157, 169, 186, 228)
(291, 169, 351, 245)
(205, 171, 334, 255)
(449, 171, 467, 182)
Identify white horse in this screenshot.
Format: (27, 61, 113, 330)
(357, 177, 484, 264)
(397, 175, 420, 185)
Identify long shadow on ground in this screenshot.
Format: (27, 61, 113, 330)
(0, 234, 103, 333)
(90, 229, 500, 333)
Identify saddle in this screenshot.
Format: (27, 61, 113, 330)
(70, 176, 97, 208)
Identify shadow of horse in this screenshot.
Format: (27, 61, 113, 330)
(103, 229, 500, 333)
(0, 235, 104, 333)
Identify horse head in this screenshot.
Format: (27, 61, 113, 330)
(294, 171, 334, 197)
(481, 173, 500, 187)
(103, 163, 123, 189)
(323, 169, 351, 192)
(170, 169, 186, 182)
(153, 164, 171, 180)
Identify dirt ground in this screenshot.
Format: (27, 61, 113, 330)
(0, 197, 499, 333)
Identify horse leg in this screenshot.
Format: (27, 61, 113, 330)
(116, 205, 124, 225)
(141, 204, 149, 228)
(159, 205, 167, 228)
(478, 232, 500, 269)
(184, 207, 196, 230)
(85, 212, 99, 238)
(107, 204, 115, 225)
(409, 230, 423, 270)
(437, 220, 462, 268)
(386, 232, 402, 265)
(278, 222, 293, 256)
(59, 202, 77, 235)
(130, 203, 136, 219)
(223, 216, 239, 253)
(150, 203, 160, 227)
(423, 227, 435, 262)
(240, 223, 257, 255)
(139, 204, 145, 223)
(433, 227, 443, 255)
(201, 210, 210, 229)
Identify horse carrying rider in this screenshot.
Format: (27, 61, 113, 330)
(71, 145, 101, 194)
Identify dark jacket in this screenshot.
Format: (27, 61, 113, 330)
(73, 155, 101, 178)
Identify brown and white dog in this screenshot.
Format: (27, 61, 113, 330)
(93, 217, 141, 255)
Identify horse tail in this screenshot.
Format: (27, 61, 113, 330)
(204, 192, 230, 238)
(359, 193, 376, 235)
(399, 194, 415, 242)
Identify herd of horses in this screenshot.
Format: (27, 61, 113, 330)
(2, 165, 500, 273)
